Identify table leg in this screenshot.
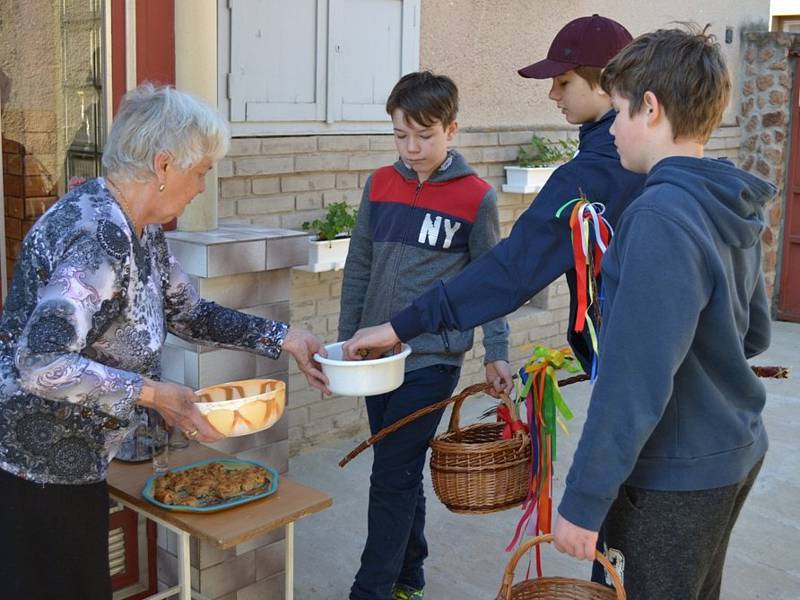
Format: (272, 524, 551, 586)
(178, 529, 192, 600)
(285, 522, 294, 600)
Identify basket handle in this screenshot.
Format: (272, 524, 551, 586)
(338, 381, 492, 467)
(339, 373, 593, 468)
(446, 386, 519, 437)
(497, 534, 625, 600)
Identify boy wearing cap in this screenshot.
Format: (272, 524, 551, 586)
(552, 27, 773, 599)
(343, 16, 643, 413)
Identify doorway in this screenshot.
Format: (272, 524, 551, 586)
(778, 49, 800, 322)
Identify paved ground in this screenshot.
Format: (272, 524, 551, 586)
(291, 320, 800, 599)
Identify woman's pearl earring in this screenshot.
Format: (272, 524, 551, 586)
(159, 184, 166, 192)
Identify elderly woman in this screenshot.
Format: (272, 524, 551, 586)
(0, 84, 328, 599)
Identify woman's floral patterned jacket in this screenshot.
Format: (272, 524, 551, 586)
(0, 179, 288, 484)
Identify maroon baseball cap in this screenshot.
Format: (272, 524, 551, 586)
(518, 14, 633, 79)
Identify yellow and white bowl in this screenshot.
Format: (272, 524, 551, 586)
(194, 378, 286, 437)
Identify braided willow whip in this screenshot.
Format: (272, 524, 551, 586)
(338, 364, 789, 468)
(339, 375, 586, 468)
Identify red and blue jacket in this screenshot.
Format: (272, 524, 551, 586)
(338, 150, 509, 372)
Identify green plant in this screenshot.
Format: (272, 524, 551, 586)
(302, 201, 358, 241)
(516, 135, 579, 168)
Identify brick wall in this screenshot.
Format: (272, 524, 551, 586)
(737, 32, 799, 300)
(2, 122, 58, 290)
(216, 126, 741, 454)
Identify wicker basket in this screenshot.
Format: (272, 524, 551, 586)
(429, 386, 531, 514)
(497, 534, 625, 600)
(339, 382, 531, 515)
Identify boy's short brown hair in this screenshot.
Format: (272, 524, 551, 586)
(386, 71, 458, 128)
(573, 66, 602, 89)
(601, 25, 730, 143)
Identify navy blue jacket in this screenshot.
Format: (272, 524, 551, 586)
(559, 157, 774, 530)
(390, 111, 646, 371)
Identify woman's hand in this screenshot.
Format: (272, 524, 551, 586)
(138, 380, 223, 442)
(484, 360, 514, 398)
(341, 323, 400, 360)
(282, 328, 331, 394)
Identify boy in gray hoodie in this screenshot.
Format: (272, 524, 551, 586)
(552, 26, 774, 600)
(338, 72, 510, 600)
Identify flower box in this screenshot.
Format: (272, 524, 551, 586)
(502, 165, 557, 194)
(302, 236, 350, 272)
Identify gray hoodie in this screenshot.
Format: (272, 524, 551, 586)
(338, 150, 509, 372)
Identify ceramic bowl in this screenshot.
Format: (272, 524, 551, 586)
(314, 342, 412, 396)
(194, 378, 286, 437)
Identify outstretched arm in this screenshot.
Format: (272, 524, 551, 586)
(343, 168, 580, 360)
(390, 168, 579, 341)
(155, 230, 329, 393)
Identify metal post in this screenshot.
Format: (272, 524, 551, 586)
(177, 529, 192, 600)
(285, 522, 294, 600)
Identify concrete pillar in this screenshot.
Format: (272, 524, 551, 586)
(174, 0, 218, 232)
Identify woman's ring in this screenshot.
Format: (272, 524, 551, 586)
(185, 429, 198, 439)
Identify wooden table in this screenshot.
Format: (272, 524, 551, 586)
(107, 443, 332, 600)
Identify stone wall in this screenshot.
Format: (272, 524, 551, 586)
(216, 126, 742, 453)
(737, 31, 799, 300)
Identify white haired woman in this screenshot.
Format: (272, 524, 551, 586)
(0, 84, 329, 599)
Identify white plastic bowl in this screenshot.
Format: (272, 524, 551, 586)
(314, 342, 412, 396)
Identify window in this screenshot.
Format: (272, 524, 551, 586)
(219, 0, 420, 136)
(772, 15, 800, 33)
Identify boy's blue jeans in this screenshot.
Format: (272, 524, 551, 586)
(350, 364, 461, 600)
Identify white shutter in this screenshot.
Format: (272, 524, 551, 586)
(221, 0, 420, 133)
(229, 0, 327, 122)
(328, 0, 419, 122)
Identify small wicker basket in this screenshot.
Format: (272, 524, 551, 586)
(339, 382, 531, 515)
(429, 386, 531, 514)
(497, 534, 625, 600)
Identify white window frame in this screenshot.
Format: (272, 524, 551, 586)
(218, 0, 420, 136)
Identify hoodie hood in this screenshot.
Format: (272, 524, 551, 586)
(393, 149, 476, 183)
(647, 156, 776, 249)
(578, 110, 619, 159)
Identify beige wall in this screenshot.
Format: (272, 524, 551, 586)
(421, 0, 770, 129)
(0, 0, 59, 175)
(0, 0, 57, 117)
(771, 0, 800, 17)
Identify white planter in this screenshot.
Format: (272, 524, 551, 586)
(303, 236, 350, 272)
(502, 165, 558, 194)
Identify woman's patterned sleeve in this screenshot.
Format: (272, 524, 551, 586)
(158, 232, 288, 359)
(14, 229, 142, 422)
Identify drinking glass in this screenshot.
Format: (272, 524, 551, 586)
(150, 422, 170, 475)
(169, 427, 189, 450)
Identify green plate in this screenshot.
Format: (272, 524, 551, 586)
(142, 458, 279, 513)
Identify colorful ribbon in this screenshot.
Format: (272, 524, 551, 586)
(505, 347, 580, 576)
(497, 404, 530, 439)
(556, 196, 614, 380)
(503, 196, 614, 572)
